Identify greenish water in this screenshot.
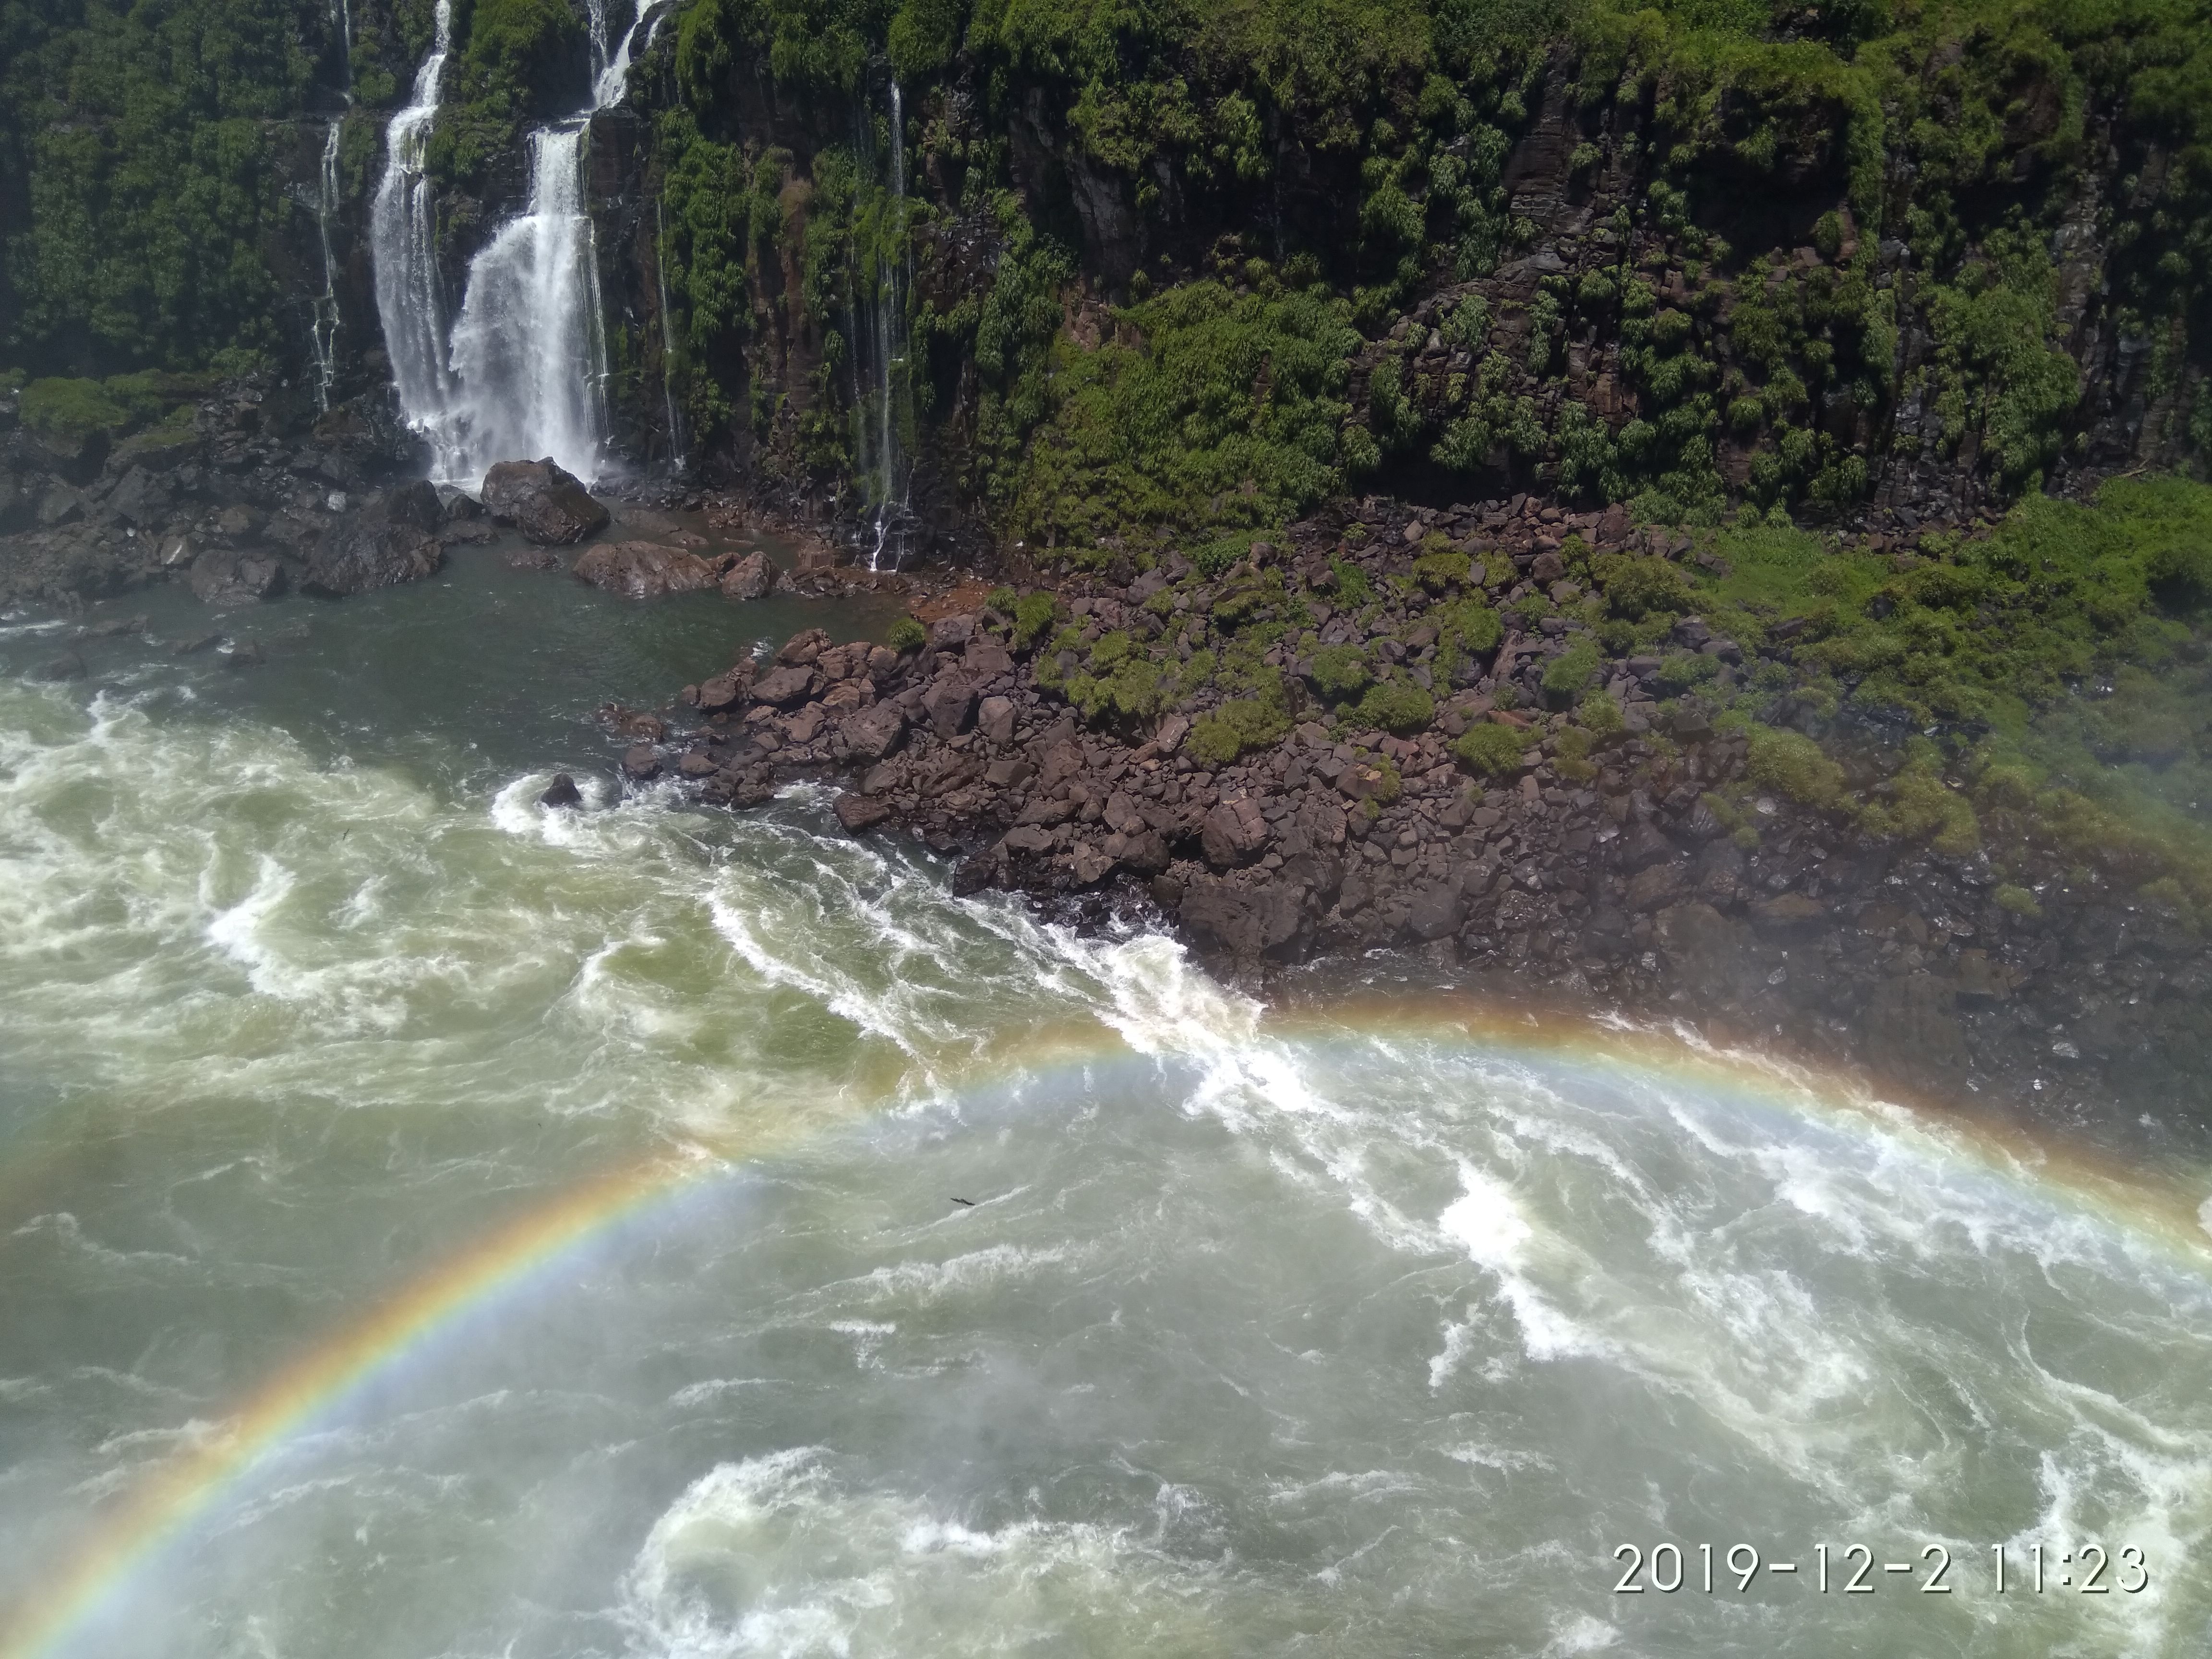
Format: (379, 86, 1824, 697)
(0, 554, 2209, 1658)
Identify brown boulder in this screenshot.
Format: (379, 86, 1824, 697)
(573, 541, 718, 598)
(481, 458, 610, 545)
(1407, 882, 1464, 941)
(1626, 860, 1688, 912)
(1863, 974, 1970, 1079)
(834, 793, 894, 832)
(927, 613, 978, 651)
(840, 700, 905, 760)
(977, 695, 1016, 746)
(1748, 893, 1827, 936)
(751, 664, 816, 706)
(921, 675, 977, 738)
(1104, 828, 1172, 875)
(778, 628, 830, 666)
(621, 745, 661, 781)
(966, 637, 1016, 678)
(721, 551, 779, 600)
(696, 671, 750, 714)
(1201, 797, 1272, 867)
(1181, 875, 1307, 958)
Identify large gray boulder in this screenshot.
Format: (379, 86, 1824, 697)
(191, 548, 288, 607)
(302, 481, 444, 596)
(481, 457, 611, 545)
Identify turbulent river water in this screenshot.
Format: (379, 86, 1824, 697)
(2, 550, 2210, 1658)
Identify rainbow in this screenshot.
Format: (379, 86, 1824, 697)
(6, 998, 2207, 1658)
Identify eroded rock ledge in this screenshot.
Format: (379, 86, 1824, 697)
(640, 492, 2212, 1157)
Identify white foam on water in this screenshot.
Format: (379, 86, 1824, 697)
(618, 1450, 1203, 1659)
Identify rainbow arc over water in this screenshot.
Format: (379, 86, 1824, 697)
(6, 998, 2207, 1659)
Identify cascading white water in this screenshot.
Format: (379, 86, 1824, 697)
(308, 120, 345, 412)
(594, 1, 662, 109)
(370, 0, 455, 439)
(864, 80, 912, 570)
(435, 123, 609, 486)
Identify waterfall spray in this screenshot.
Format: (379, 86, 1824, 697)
(370, 0, 455, 439)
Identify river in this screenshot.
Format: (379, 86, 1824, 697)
(0, 548, 2207, 1657)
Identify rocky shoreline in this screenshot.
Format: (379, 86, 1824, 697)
(622, 492, 2212, 1160)
(6, 377, 2205, 1156)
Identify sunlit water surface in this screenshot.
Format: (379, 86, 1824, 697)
(1, 556, 2209, 1658)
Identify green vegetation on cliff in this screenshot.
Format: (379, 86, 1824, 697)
(1616, 474, 2212, 914)
(647, 0, 2212, 541)
(0, 0, 335, 373)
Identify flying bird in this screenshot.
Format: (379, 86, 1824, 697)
(950, 1198, 976, 1207)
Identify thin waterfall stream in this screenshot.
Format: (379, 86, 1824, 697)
(368, 0, 454, 446)
(307, 120, 345, 412)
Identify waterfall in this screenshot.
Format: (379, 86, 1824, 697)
(369, 0, 667, 491)
(655, 199, 686, 475)
(864, 79, 912, 570)
(595, 2, 663, 109)
(308, 120, 345, 412)
(437, 124, 608, 486)
(370, 0, 455, 442)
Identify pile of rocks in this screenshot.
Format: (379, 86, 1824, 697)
(634, 490, 2212, 1151)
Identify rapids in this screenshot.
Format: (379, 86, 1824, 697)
(1, 562, 2209, 1657)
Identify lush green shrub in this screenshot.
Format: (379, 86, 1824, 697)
(1541, 640, 1601, 704)
(1068, 656, 1167, 724)
(20, 378, 129, 443)
(1357, 680, 1435, 733)
(1330, 557, 1375, 606)
(1413, 547, 1472, 592)
(1994, 883, 2043, 918)
(1593, 554, 1695, 620)
(1434, 596, 1504, 656)
(1309, 643, 1372, 701)
(1657, 650, 1720, 693)
(1011, 592, 1062, 651)
(1578, 692, 1625, 736)
(886, 616, 927, 653)
(1455, 721, 1532, 775)
(985, 586, 1018, 615)
(1860, 749, 1980, 854)
(1554, 724, 1598, 781)
(1192, 536, 1257, 577)
(1188, 697, 1290, 764)
(1746, 725, 1844, 809)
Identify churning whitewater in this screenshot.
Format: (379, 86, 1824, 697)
(1, 583, 2210, 1659)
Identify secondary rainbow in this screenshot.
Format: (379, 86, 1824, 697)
(7, 1000, 2206, 1658)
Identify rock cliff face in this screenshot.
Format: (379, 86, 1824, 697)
(561, 17, 2208, 556)
(11, 2, 2207, 555)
